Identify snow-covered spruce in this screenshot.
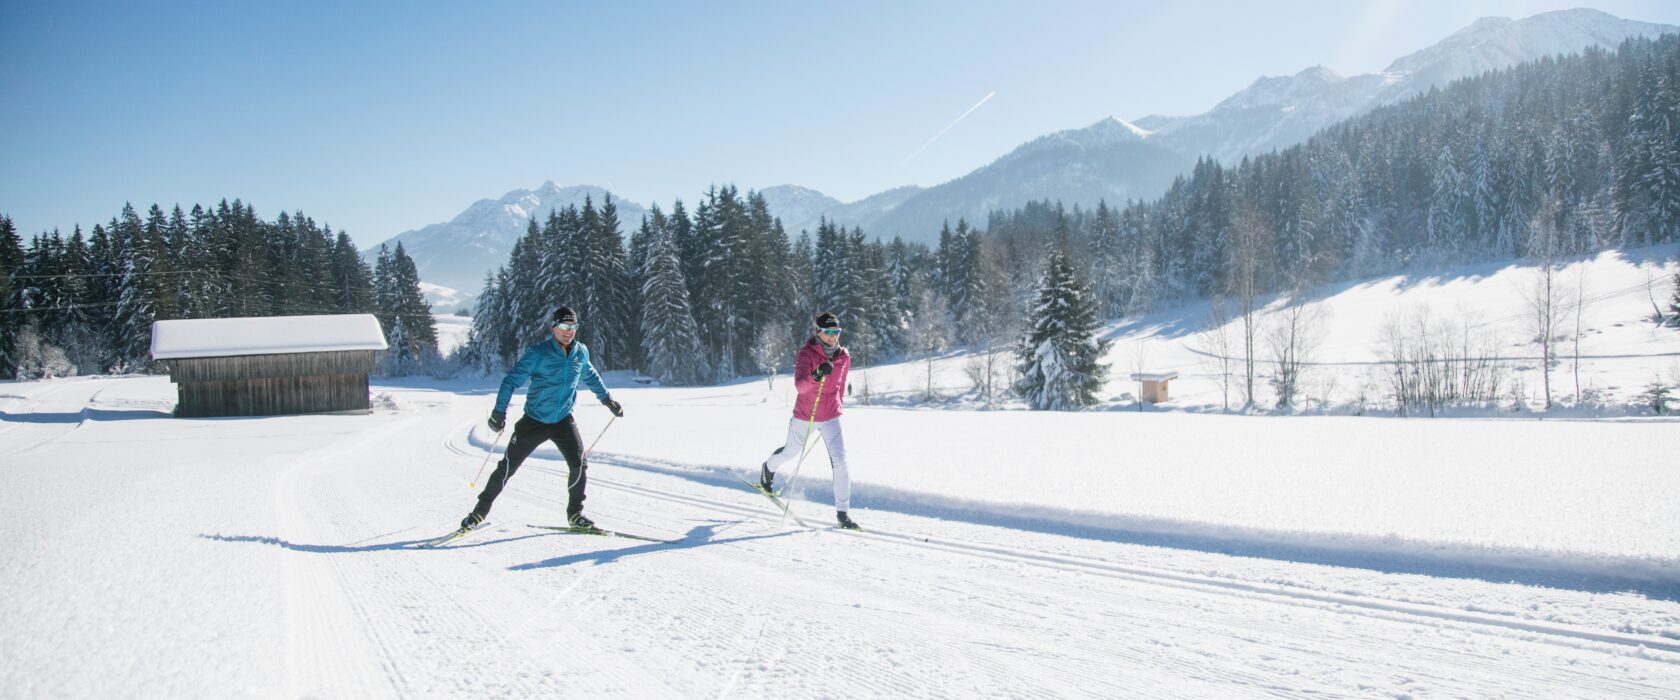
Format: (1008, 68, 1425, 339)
(1015, 244, 1109, 410)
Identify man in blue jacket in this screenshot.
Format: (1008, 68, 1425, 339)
(460, 306, 623, 531)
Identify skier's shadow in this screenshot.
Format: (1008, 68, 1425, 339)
(508, 520, 798, 571)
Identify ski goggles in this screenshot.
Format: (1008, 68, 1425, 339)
(553, 321, 579, 331)
(817, 328, 842, 336)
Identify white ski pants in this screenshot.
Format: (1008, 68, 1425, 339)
(764, 416, 850, 512)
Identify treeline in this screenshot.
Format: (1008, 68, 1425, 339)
(10, 34, 1676, 404)
(460, 34, 1680, 397)
(0, 203, 435, 378)
(988, 34, 1680, 319)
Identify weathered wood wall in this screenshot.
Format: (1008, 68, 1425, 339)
(163, 351, 378, 417)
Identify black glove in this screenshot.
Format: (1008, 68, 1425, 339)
(602, 397, 624, 418)
(487, 409, 506, 432)
(813, 361, 833, 381)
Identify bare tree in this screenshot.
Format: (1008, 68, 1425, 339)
(1192, 295, 1236, 410)
(1645, 267, 1669, 326)
(1524, 196, 1568, 409)
(910, 281, 954, 400)
(1129, 339, 1153, 410)
(963, 236, 1020, 407)
(751, 322, 794, 391)
(1571, 265, 1590, 403)
(1226, 205, 1268, 408)
(1266, 293, 1326, 410)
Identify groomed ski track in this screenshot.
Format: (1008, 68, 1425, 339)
(3, 377, 1678, 697)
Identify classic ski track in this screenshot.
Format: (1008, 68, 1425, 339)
(295, 415, 684, 697)
(554, 454, 1680, 660)
(442, 430, 1019, 696)
(0, 377, 104, 454)
(450, 423, 1680, 662)
(426, 412, 1680, 695)
(528, 461, 1680, 697)
(279, 416, 560, 697)
(275, 445, 397, 697)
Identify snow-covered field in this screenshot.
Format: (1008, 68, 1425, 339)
(3, 247, 1678, 697)
(2, 369, 1678, 697)
(433, 313, 473, 356)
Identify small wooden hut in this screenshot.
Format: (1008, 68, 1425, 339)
(150, 314, 388, 417)
(1129, 371, 1180, 404)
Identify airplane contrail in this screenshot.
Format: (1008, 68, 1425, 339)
(900, 91, 997, 167)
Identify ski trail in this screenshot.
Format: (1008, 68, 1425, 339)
(286, 408, 687, 696)
(509, 456, 1680, 696)
(583, 454, 1680, 658)
(0, 377, 103, 455)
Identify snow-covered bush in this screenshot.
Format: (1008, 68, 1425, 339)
(1380, 305, 1507, 416)
(1643, 379, 1673, 415)
(12, 325, 75, 380)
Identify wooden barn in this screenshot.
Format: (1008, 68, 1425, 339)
(150, 314, 389, 418)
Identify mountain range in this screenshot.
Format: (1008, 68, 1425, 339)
(377, 8, 1675, 310)
(371, 183, 645, 310)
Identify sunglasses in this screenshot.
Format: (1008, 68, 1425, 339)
(553, 322, 579, 331)
(817, 328, 842, 336)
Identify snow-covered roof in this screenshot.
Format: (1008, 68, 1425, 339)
(1129, 371, 1180, 382)
(150, 314, 388, 360)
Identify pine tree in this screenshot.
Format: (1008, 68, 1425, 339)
(1669, 268, 1680, 328)
(390, 243, 437, 355)
(160, 205, 201, 319)
(383, 315, 413, 376)
(0, 216, 25, 377)
(639, 215, 703, 384)
(330, 232, 374, 314)
(457, 271, 501, 373)
(112, 203, 163, 369)
(583, 195, 631, 370)
(1015, 247, 1109, 410)
(1088, 201, 1126, 318)
(57, 227, 97, 370)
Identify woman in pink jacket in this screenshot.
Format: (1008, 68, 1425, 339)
(759, 312, 859, 529)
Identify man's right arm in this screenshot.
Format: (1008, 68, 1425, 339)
(495, 347, 539, 413)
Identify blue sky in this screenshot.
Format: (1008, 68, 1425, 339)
(3, 1, 1679, 248)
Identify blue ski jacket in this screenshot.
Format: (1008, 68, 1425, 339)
(495, 337, 612, 424)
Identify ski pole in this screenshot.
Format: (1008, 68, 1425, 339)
(573, 415, 617, 491)
(778, 375, 826, 527)
(583, 415, 616, 459)
(469, 423, 508, 489)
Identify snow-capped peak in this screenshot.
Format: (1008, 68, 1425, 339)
(1212, 65, 1349, 113)
(1382, 8, 1677, 85)
(1107, 116, 1152, 139)
(1063, 116, 1151, 145)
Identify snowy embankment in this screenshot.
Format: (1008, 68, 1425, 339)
(546, 385, 1680, 591)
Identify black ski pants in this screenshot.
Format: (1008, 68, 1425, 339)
(473, 414, 588, 518)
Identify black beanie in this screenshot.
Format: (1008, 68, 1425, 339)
(814, 312, 840, 329)
(553, 306, 578, 324)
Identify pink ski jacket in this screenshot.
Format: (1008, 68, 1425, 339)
(791, 337, 849, 422)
